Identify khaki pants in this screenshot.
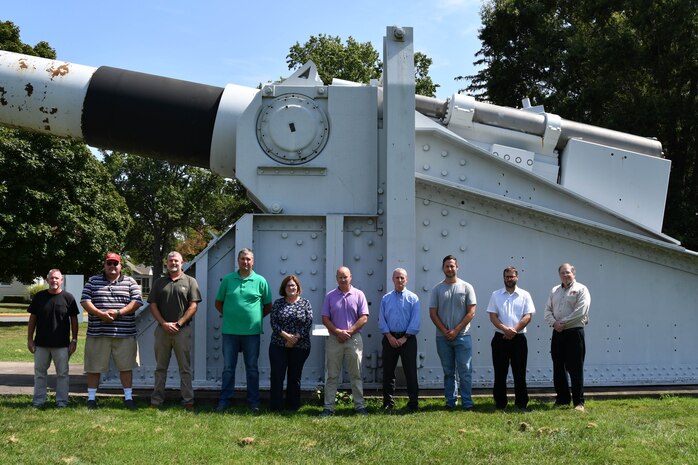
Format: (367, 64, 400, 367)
(323, 333, 365, 411)
(151, 325, 193, 405)
(33, 346, 70, 407)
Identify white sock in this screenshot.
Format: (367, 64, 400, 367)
(87, 388, 97, 401)
(123, 388, 133, 401)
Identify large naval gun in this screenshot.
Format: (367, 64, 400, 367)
(1, 26, 696, 390)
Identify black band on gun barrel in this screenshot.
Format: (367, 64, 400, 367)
(82, 66, 223, 168)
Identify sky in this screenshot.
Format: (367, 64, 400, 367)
(3, 0, 485, 100)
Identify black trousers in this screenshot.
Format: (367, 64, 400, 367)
(268, 343, 310, 411)
(491, 332, 529, 409)
(382, 335, 419, 409)
(551, 327, 586, 406)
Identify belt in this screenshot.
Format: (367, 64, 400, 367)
(390, 332, 408, 338)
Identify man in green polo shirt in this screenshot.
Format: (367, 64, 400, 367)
(215, 248, 272, 412)
(148, 251, 201, 411)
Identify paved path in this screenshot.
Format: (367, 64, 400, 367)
(1, 361, 696, 401)
(3, 319, 697, 401)
(0, 362, 87, 396)
(0, 313, 30, 323)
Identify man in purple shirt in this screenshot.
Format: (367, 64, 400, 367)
(319, 266, 369, 416)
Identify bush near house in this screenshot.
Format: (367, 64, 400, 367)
(26, 282, 48, 301)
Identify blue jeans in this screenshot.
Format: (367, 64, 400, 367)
(220, 334, 260, 408)
(435, 334, 473, 408)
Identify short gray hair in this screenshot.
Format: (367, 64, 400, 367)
(238, 247, 254, 259)
(46, 269, 62, 279)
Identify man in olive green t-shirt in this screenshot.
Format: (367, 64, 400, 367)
(148, 251, 201, 410)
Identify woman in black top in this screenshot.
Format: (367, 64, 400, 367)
(269, 275, 313, 411)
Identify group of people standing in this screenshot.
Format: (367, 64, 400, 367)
(26, 248, 590, 414)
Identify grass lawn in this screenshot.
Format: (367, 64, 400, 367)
(0, 322, 87, 364)
(0, 395, 696, 464)
(2, 324, 696, 464)
(0, 302, 29, 314)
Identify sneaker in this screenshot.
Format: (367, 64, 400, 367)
(382, 404, 394, 414)
(574, 404, 585, 412)
(86, 399, 97, 410)
(406, 405, 419, 413)
(356, 407, 368, 416)
(123, 399, 137, 410)
(318, 409, 334, 417)
(183, 403, 194, 412)
(215, 402, 230, 413)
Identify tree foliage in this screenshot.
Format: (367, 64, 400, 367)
(0, 21, 130, 282)
(0, 129, 130, 282)
(0, 20, 55, 58)
(287, 34, 439, 97)
(287, 34, 382, 86)
(102, 152, 254, 269)
(461, 0, 698, 249)
(414, 52, 439, 98)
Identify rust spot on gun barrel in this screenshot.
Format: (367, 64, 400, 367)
(49, 64, 70, 79)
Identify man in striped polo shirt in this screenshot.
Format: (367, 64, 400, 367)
(81, 252, 143, 409)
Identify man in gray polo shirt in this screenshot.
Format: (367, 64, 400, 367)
(429, 255, 477, 410)
(148, 251, 202, 411)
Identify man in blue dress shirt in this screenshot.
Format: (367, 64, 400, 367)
(379, 268, 421, 412)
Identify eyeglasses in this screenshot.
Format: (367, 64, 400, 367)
(106, 261, 119, 266)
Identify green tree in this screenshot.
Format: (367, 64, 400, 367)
(461, 0, 698, 250)
(0, 20, 55, 58)
(0, 21, 130, 282)
(0, 129, 130, 282)
(102, 151, 254, 270)
(287, 34, 382, 86)
(414, 52, 439, 98)
(287, 34, 439, 97)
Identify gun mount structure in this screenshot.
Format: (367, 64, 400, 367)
(1, 26, 696, 391)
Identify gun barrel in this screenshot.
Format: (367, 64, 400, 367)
(0, 51, 226, 167)
(416, 94, 663, 158)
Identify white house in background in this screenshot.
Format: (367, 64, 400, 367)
(124, 260, 153, 296)
(0, 261, 154, 303)
(0, 279, 30, 302)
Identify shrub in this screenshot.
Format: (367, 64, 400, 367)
(26, 283, 48, 301)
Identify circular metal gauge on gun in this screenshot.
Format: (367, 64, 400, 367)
(256, 94, 329, 165)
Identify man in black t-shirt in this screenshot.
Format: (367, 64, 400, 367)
(27, 269, 79, 408)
